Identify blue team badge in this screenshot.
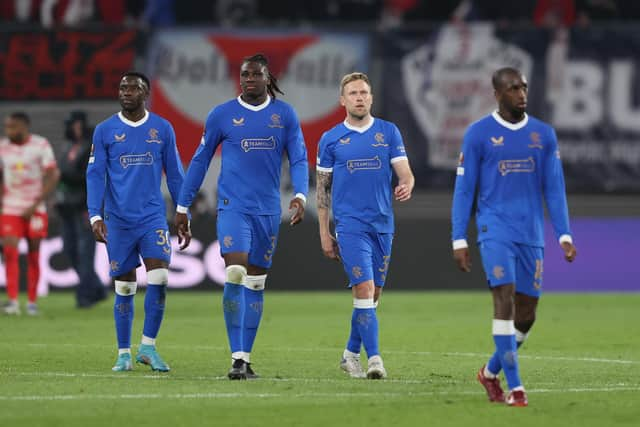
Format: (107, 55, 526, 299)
(498, 157, 535, 176)
(268, 114, 284, 128)
(528, 132, 543, 149)
(146, 128, 162, 144)
(120, 152, 154, 168)
(346, 156, 382, 173)
(371, 132, 388, 147)
(241, 136, 276, 152)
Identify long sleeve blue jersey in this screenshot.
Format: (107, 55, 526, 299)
(178, 96, 309, 215)
(86, 111, 186, 224)
(451, 112, 571, 247)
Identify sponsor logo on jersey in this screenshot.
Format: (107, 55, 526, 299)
(268, 114, 283, 128)
(114, 133, 126, 142)
(346, 155, 382, 173)
(528, 132, 543, 149)
(241, 136, 276, 152)
(119, 152, 154, 168)
(232, 117, 245, 126)
(146, 128, 162, 144)
(498, 157, 535, 176)
(371, 132, 388, 147)
(491, 136, 504, 146)
(339, 137, 351, 145)
(493, 265, 505, 280)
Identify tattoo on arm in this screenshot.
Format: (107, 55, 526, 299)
(316, 171, 332, 209)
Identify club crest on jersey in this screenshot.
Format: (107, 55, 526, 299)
(352, 266, 363, 279)
(146, 128, 162, 144)
(371, 132, 388, 147)
(241, 136, 276, 152)
(268, 114, 283, 128)
(498, 157, 535, 176)
(339, 137, 351, 145)
(491, 136, 504, 146)
(528, 132, 543, 149)
(346, 156, 382, 173)
(120, 152, 154, 168)
(114, 133, 126, 142)
(232, 117, 245, 126)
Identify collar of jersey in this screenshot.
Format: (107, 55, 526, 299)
(118, 110, 149, 127)
(491, 110, 528, 130)
(343, 116, 375, 133)
(237, 95, 271, 112)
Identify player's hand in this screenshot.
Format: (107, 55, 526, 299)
(453, 248, 472, 272)
(289, 197, 305, 226)
(394, 183, 412, 202)
(21, 204, 37, 219)
(175, 212, 192, 250)
(91, 219, 108, 243)
(561, 241, 577, 262)
(320, 233, 340, 261)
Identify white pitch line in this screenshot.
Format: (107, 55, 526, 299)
(2, 343, 638, 365)
(1, 387, 639, 402)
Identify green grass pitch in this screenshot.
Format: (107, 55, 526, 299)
(1, 291, 639, 427)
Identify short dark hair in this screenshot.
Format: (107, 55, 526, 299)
(242, 53, 284, 99)
(121, 71, 151, 91)
(9, 112, 30, 126)
(492, 67, 522, 90)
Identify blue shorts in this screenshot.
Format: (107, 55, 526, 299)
(478, 239, 544, 298)
(336, 231, 393, 287)
(216, 210, 280, 269)
(105, 215, 171, 277)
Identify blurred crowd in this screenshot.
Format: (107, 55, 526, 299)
(1, 0, 639, 29)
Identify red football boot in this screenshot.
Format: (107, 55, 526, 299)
(477, 365, 506, 403)
(506, 390, 529, 407)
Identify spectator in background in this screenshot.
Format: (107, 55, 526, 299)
(140, 0, 175, 28)
(533, 0, 576, 27)
(56, 111, 107, 309)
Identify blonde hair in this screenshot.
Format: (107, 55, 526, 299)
(340, 72, 371, 95)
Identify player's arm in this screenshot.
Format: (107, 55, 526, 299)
(23, 143, 60, 219)
(285, 107, 309, 226)
(389, 124, 414, 202)
(543, 128, 576, 262)
(163, 122, 192, 250)
(86, 124, 108, 243)
(175, 110, 221, 249)
(451, 128, 481, 272)
(316, 133, 339, 260)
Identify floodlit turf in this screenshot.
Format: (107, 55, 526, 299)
(1, 291, 639, 427)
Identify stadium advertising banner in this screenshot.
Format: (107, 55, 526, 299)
(382, 24, 640, 192)
(1, 217, 637, 294)
(145, 29, 369, 163)
(0, 30, 137, 99)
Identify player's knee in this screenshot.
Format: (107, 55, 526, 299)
(225, 265, 247, 285)
(147, 268, 169, 286)
(245, 274, 267, 291)
(115, 280, 137, 296)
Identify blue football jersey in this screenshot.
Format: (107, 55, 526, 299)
(178, 96, 309, 215)
(452, 112, 572, 247)
(86, 110, 186, 224)
(317, 117, 408, 234)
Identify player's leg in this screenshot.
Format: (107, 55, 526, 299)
(338, 232, 383, 379)
(135, 221, 172, 372)
(1, 225, 21, 314)
(74, 213, 107, 307)
(25, 213, 48, 315)
(238, 214, 280, 379)
(477, 240, 521, 403)
(217, 211, 253, 379)
(106, 219, 141, 372)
